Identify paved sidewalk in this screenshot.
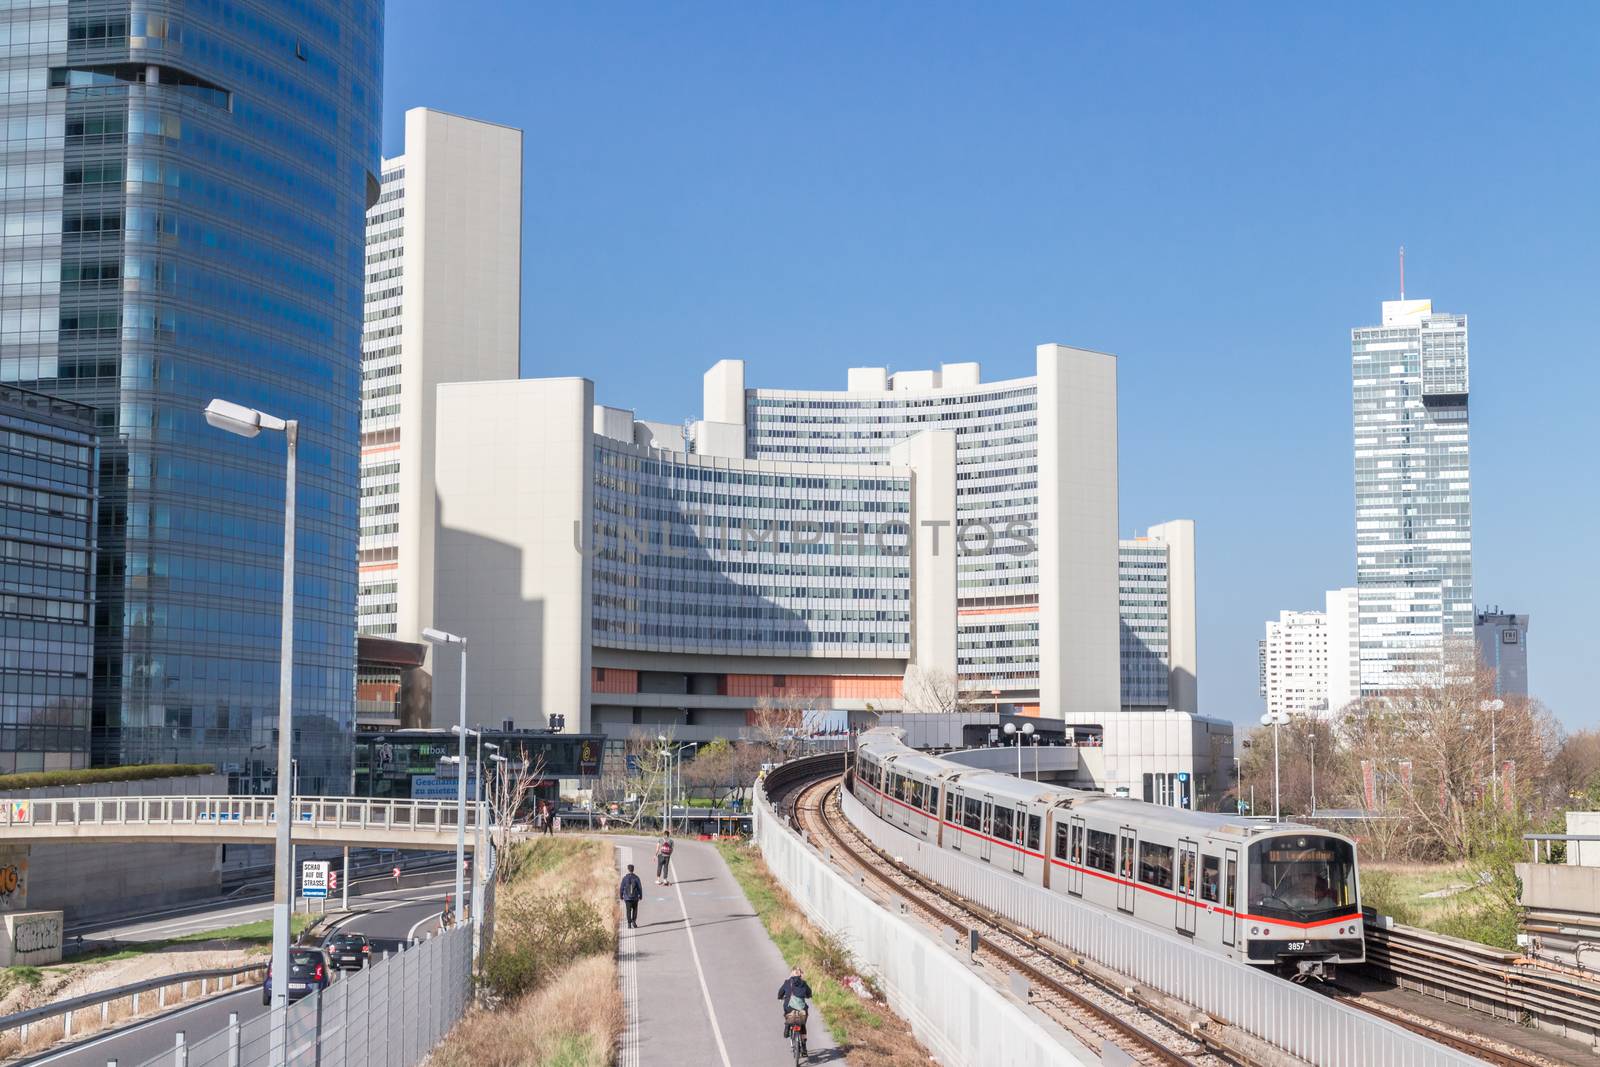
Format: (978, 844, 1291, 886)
(615, 836, 845, 1066)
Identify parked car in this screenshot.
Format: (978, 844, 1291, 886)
(262, 947, 331, 1005)
(326, 932, 372, 971)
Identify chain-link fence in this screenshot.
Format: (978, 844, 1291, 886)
(125, 925, 472, 1067)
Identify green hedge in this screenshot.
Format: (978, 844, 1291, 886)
(0, 763, 216, 792)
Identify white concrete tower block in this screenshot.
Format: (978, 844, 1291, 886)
(697, 359, 747, 458)
(888, 430, 958, 680)
(1036, 343, 1121, 719)
(1149, 519, 1197, 713)
(393, 108, 523, 649)
(433, 378, 594, 732)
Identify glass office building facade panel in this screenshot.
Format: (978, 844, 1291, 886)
(1119, 541, 1169, 708)
(745, 380, 1040, 691)
(0, 384, 97, 772)
(0, 1, 382, 791)
(592, 439, 912, 657)
(1351, 302, 1472, 693)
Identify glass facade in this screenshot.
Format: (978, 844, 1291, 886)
(1119, 540, 1169, 708)
(1351, 303, 1472, 692)
(745, 380, 1040, 692)
(591, 438, 911, 656)
(0, 383, 96, 772)
(0, 2, 382, 791)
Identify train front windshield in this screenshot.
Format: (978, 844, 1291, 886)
(1247, 836, 1358, 923)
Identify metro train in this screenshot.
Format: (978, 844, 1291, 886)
(851, 728, 1363, 980)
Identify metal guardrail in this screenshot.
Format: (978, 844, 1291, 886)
(0, 794, 487, 842)
(0, 962, 266, 1045)
(1365, 916, 1600, 1046)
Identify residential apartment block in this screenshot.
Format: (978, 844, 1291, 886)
(1259, 589, 1360, 718)
(1351, 297, 1472, 694)
(359, 109, 522, 644)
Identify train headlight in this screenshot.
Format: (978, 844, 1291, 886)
(1250, 925, 1260, 936)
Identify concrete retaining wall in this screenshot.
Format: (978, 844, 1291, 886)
(755, 797, 1095, 1066)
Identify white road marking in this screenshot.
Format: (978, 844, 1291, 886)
(617, 846, 640, 1067)
(406, 909, 444, 942)
(672, 854, 734, 1067)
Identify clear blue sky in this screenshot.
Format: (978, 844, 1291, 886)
(384, 3, 1599, 731)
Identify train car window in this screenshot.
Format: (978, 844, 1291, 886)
(926, 784, 940, 814)
(1201, 855, 1221, 902)
(945, 792, 957, 823)
(1026, 814, 1041, 852)
(963, 797, 983, 831)
(1225, 857, 1237, 909)
(1071, 824, 1084, 864)
(1086, 829, 1116, 873)
(992, 805, 1014, 842)
(908, 779, 923, 809)
(1054, 823, 1070, 860)
(1138, 841, 1174, 889)
(1119, 833, 1136, 880)
(1179, 850, 1195, 895)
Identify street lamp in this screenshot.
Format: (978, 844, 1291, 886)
(1260, 710, 1290, 821)
(203, 397, 296, 1039)
(424, 627, 468, 927)
(1307, 731, 1317, 817)
(1002, 720, 1034, 776)
(1480, 699, 1505, 805)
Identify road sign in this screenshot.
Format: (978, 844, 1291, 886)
(302, 860, 330, 899)
(327, 870, 338, 892)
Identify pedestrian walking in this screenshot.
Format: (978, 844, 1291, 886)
(619, 863, 644, 928)
(655, 831, 674, 885)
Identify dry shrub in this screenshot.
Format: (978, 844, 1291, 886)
(433, 953, 620, 1067)
(431, 837, 622, 1066)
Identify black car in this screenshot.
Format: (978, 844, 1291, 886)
(261, 947, 331, 1005)
(326, 932, 372, 971)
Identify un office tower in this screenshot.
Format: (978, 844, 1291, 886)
(0, 4, 383, 792)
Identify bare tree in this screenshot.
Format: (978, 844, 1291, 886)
(749, 695, 808, 764)
(1548, 730, 1600, 808)
(1336, 666, 1559, 860)
(487, 749, 545, 881)
(900, 665, 979, 714)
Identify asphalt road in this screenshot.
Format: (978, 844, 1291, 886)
(22, 879, 453, 1067)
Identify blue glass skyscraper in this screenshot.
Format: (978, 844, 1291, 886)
(0, 2, 382, 791)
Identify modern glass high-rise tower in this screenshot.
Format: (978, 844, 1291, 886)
(0, 3, 383, 791)
(1351, 298, 1472, 694)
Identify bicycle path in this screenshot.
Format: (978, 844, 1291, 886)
(614, 836, 846, 1066)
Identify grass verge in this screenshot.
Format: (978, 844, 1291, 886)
(431, 839, 620, 1067)
(70, 913, 317, 964)
(1362, 862, 1519, 948)
(715, 839, 932, 1067)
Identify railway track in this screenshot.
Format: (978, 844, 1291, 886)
(1321, 983, 1570, 1067)
(794, 775, 1275, 1067)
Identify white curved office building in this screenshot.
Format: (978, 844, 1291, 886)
(430, 343, 1129, 737)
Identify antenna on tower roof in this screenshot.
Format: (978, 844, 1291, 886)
(1399, 245, 1406, 300)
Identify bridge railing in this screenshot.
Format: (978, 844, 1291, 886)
(0, 794, 487, 836)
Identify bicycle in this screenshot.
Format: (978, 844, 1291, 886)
(784, 1009, 809, 1064)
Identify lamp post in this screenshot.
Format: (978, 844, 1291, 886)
(203, 398, 296, 1048)
(1002, 720, 1034, 776)
(423, 627, 468, 927)
(1480, 699, 1505, 805)
(1260, 710, 1290, 821)
(1308, 731, 1317, 817)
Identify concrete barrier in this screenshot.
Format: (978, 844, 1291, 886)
(755, 797, 1095, 1066)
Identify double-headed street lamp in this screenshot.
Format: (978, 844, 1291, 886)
(1260, 709, 1291, 821)
(1002, 720, 1034, 776)
(423, 627, 468, 927)
(203, 398, 296, 1038)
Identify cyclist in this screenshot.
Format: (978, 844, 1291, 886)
(777, 966, 812, 1049)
